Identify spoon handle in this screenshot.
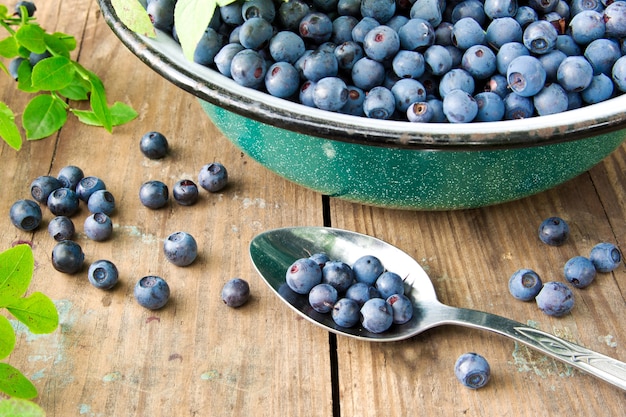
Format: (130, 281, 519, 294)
(433, 305, 626, 391)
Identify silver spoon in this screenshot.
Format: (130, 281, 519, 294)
(249, 226, 626, 391)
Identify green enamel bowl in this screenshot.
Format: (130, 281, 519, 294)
(99, 0, 626, 210)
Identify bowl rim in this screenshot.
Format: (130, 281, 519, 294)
(98, 0, 626, 151)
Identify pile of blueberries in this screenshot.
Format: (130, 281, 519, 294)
(148, 0, 626, 123)
(286, 253, 414, 333)
(508, 216, 622, 316)
(8, 131, 248, 310)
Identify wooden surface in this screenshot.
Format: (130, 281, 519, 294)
(1, 1, 626, 415)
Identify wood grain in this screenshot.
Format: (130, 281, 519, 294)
(1, 1, 625, 416)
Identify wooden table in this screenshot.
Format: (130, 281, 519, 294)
(1, 1, 625, 415)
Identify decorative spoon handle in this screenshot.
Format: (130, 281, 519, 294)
(428, 304, 626, 391)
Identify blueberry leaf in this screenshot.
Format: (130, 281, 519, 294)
(71, 101, 138, 127)
(0, 102, 22, 150)
(44, 32, 76, 57)
(14, 24, 46, 54)
(31, 56, 75, 91)
(111, 0, 156, 38)
(0, 363, 37, 399)
(0, 245, 34, 306)
(16, 60, 37, 93)
(57, 75, 90, 101)
(86, 72, 113, 132)
(6, 292, 59, 335)
(0, 36, 18, 59)
(0, 398, 46, 417)
(174, 0, 216, 61)
(22, 94, 67, 140)
(0, 316, 16, 360)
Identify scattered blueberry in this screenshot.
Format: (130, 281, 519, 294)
(47, 216, 75, 241)
(9, 199, 42, 231)
(140, 131, 169, 159)
(172, 179, 199, 206)
(134, 275, 170, 310)
(535, 281, 574, 317)
(84, 213, 113, 242)
(57, 165, 84, 190)
(198, 162, 228, 192)
(51, 240, 84, 274)
(221, 278, 251, 307)
(87, 189, 115, 215)
(47, 188, 80, 217)
(76, 176, 106, 203)
(88, 260, 119, 290)
(30, 175, 62, 204)
(563, 256, 596, 289)
(163, 231, 198, 266)
(454, 352, 491, 389)
(139, 180, 169, 209)
(508, 268, 543, 301)
(538, 216, 569, 246)
(589, 242, 622, 273)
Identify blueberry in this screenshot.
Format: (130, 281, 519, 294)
(345, 282, 381, 306)
(351, 57, 385, 90)
(313, 76, 349, 111)
(214, 43, 245, 77)
(612, 55, 626, 92)
(76, 176, 106, 203)
(486, 17, 523, 49)
(302, 48, 339, 82)
(332, 15, 359, 44)
(515, 6, 538, 28)
(398, 18, 435, 51)
(47, 188, 80, 217)
(584, 39, 621, 76)
(461, 44, 497, 80)
(30, 175, 62, 204)
(51, 240, 84, 274)
(8, 57, 23, 80)
(536, 281, 574, 316)
(322, 260, 355, 293)
(309, 283, 339, 313)
(439, 68, 475, 98)
(568, 10, 605, 45)
(443, 89, 478, 123)
(134, 276, 170, 310)
(230, 49, 267, 89)
(286, 258, 323, 294)
(335, 41, 365, 71)
(407, 101, 435, 122)
(194, 27, 225, 66)
(140, 131, 169, 159)
(241, 0, 276, 22)
(570, 0, 604, 15)
(332, 298, 360, 327)
(363, 25, 400, 62)
(146, 0, 175, 32)
(452, 0, 486, 24)
(239, 17, 274, 50)
(589, 242, 622, 273)
(533, 83, 568, 116)
(269, 31, 306, 64)
(84, 213, 113, 241)
(139, 180, 169, 209)
(299, 80, 317, 107)
(219, 1, 244, 26)
(386, 293, 413, 324)
(352, 255, 385, 285)
(508, 268, 543, 301)
(474, 92, 505, 122)
(507, 55, 546, 97)
(57, 165, 84, 190)
(360, 298, 393, 333)
(391, 78, 427, 113)
(454, 352, 491, 389)
(299, 12, 333, 44)
(172, 179, 199, 206)
(375, 271, 405, 299)
(538, 216, 569, 246)
(451, 17, 486, 51)
(556, 34, 581, 57)
(88, 260, 119, 290)
(48, 216, 75, 241)
(423, 45, 453, 76)
(87, 189, 115, 215)
(278, 0, 309, 30)
(363, 86, 396, 120)
(539, 50, 567, 82)
(340, 85, 366, 116)
(309, 252, 331, 269)
(198, 162, 228, 192)
(163, 231, 198, 267)
(564, 256, 596, 289)
(581, 74, 614, 105)
(10, 199, 42, 231)
(557, 56, 594, 92)
(221, 278, 251, 308)
(496, 42, 529, 76)
(361, 0, 396, 24)
(265, 62, 300, 98)
(504, 92, 534, 119)
(392, 49, 425, 79)
(522, 20, 558, 55)
(604, 1, 626, 38)
(14, 1, 36, 17)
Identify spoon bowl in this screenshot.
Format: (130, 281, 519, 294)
(250, 226, 626, 390)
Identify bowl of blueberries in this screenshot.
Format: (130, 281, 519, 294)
(99, 0, 626, 210)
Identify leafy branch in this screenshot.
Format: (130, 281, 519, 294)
(0, 244, 58, 405)
(0, 3, 138, 151)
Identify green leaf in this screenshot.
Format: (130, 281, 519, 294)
(174, 0, 216, 61)
(87, 73, 113, 132)
(0, 398, 46, 417)
(14, 24, 46, 54)
(31, 56, 75, 91)
(0, 316, 16, 360)
(0, 245, 34, 306)
(0, 363, 37, 399)
(6, 292, 59, 335)
(111, 0, 156, 37)
(16, 59, 38, 93)
(71, 101, 138, 127)
(23, 94, 67, 140)
(44, 32, 76, 57)
(0, 37, 18, 59)
(57, 78, 90, 101)
(0, 102, 22, 151)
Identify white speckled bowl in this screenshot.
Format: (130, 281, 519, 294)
(99, 0, 626, 209)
